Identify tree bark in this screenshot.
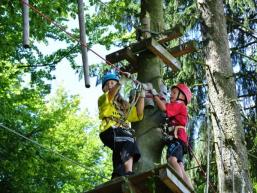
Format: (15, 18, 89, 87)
(196, 0, 252, 192)
(133, 0, 165, 173)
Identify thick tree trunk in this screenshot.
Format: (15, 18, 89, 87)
(196, 0, 252, 192)
(133, 0, 165, 173)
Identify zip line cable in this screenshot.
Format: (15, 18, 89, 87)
(20, 0, 141, 85)
(0, 123, 109, 180)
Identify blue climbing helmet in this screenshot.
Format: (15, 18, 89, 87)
(102, 72, 119, 88)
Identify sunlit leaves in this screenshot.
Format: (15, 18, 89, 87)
(0, 61, 111, 192)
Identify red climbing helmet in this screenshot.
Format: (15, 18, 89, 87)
(172, 83, 192, 104)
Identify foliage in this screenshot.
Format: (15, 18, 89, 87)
(0, 61, 112, 193)
(223, 0, 257, 186)
(0, 0, 83, 95)
(1, 0, 256, 191)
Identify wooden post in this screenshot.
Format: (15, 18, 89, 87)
(77, 0, 90, 88)
(22, 0, 30, 48)
(141, 11, 151, 39)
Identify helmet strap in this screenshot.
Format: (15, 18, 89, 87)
(176, 90, 187, 104)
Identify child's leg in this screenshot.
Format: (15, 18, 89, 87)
(179, 162, 194, 190)
(124, 156, 133, 172)
(168, 156, 183, 177)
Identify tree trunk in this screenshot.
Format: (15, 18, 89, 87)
(196, 0, 252, 192)
(133, 0, 165, 173)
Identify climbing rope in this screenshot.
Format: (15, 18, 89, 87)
(188, 145, 217, 193)
(206, 102, 212, 193)
(207, 88, 252, 192)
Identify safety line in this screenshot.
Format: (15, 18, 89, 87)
(188, 145, 217, 193)
(0, 123, 109, 180)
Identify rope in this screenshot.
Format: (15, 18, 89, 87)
(205, 103, 211, 193)
(247, 152, 257, 160)
(20, 0, 141, 85)
(188, 145, 217, 193)
(0, 123, 109, 180)
(207, 95, 252, 192)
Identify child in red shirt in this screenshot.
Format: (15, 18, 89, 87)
(151, 83, 193, 190)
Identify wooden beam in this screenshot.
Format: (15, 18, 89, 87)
(159, 167, 192, 193)
(85, 177, 124, 193)
(124, 48, 139, 65)
(158, 25, 184, 44)
(121, 179, 140, 193)
(146, 38, 181, 71)
(84, 164, 193, 193)
(168, 40, 198, 57)
(106, 47, 139, 65)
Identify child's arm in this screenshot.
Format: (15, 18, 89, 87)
(136, 89, 145, 118)
(153, 94, 166, 111)
(145, 84, 166, 111)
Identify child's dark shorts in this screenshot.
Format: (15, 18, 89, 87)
(166, 140, 184, 163)
(100, 127, 141, 175)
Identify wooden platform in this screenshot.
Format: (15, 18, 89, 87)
(106, 38, 198, 72)
(84, 164, 194, 193)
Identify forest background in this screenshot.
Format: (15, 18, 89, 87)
(0, 0, 256, 193)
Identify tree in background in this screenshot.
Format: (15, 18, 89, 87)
(1, 0, 256, 192)
(0, 61, 111, 193)
(197, 0, 253, 192)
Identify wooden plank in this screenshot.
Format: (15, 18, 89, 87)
(105, 25, 187, 65)
(169, 40, 198, 57)
(129, 168, 172, 193)
(129, 38, 150, 54)
(84, 164, 193, 193)
(121, 179, 141, 193)
(159, 167, 192, 193)
(106, 47, 139, 64)
(105, 39, 149, 64)
(158, 25, 184, 44)
(146, 38, 181, 71)
(124, 47, 139, 65)
(85, 177, 124, 193)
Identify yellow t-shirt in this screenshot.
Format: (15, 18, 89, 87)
(98, 92, 143, 132)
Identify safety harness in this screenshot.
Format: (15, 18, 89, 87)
(160, 115, 189, 153)
(105, 83, 142, 137)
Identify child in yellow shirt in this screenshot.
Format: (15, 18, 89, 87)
(98, 72, 144, 179)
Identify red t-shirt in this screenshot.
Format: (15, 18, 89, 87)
(165, 101, 188, 144)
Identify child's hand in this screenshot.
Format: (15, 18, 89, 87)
(151, 88, 158, 96)
(122, 72, 131, 78)
(142, 83, 153, 91)
(119, 72, 131, 84)
(140, 89, 145, 97)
